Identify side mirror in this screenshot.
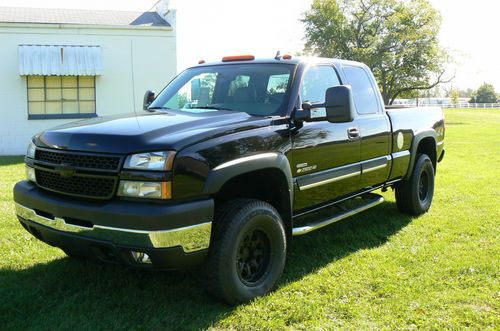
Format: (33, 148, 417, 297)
(295, 85, 354, 123)
(143, 90, 155, 111)
(324, 85, 355, 123)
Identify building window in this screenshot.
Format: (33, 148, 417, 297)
(27, 76, 96, 119)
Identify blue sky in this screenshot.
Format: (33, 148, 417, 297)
(1, 0, 498, 92)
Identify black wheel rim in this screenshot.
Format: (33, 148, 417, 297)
(236, 228, 271, 286)
(419, 171, 429, 202)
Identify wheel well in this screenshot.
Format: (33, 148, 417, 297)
(214, 168, 292, 238)
(417, 137, 437, 170)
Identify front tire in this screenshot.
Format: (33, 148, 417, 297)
(395, 153, 435, 215)
(206, 199, 286, 304)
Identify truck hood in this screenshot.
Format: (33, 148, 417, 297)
(34, 110, 272, 154)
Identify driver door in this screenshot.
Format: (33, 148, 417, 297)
(291, 65, 361, 211)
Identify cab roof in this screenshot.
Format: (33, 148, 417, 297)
(191, 55, 366, 69)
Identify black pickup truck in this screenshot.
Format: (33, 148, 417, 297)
(13, 55, 445, 304)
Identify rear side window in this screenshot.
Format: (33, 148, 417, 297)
(300, 66, 341, 118)
(343, 66, 379, 114)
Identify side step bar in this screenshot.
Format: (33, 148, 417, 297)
(292, 193, 384, 236)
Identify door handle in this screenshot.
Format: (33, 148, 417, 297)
(347, 127, 359, 139)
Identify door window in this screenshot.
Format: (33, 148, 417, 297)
(300, 66, 341, 118)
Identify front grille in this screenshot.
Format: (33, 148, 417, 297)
(35, 169, 116, 199)
(35, 149, 120, 171)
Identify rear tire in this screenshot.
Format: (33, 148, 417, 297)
(395, 154, 435, 215)
(206, 199, 286, 305)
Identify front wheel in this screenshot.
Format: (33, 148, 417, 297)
(206, 199, 286, 304)
(395, 153, 435, 215)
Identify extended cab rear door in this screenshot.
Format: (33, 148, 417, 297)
(341, 65, 391, 189)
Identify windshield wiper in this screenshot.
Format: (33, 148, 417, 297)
(147, 106, 171, 110)
(194, 106, 234, 111)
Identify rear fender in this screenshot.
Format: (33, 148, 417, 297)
(405, 130, 437, 180)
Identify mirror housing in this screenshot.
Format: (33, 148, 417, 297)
(143, 90, 155, 111)
(324, 85, 355, 123)
(295, 85, 355, 123)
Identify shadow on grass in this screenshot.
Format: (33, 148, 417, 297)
(0, 201, 412, 330)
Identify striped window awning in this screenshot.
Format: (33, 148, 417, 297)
(19, 45, 103, 76)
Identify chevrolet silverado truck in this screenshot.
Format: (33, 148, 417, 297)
(13, 55, 445, 304)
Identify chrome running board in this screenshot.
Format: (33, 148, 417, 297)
(292, 193, 384, 236)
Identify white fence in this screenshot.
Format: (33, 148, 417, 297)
(442, 103, 500, 109)
(416, 103, 500, 109)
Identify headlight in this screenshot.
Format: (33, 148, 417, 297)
(117, 181, 171, 199)
(26, 165, 36, 182)
(123, 151, 175, 171)
(26, 142, 36, 159)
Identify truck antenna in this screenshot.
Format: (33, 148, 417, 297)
(130, 40, 137, 117)
(274, 50, 281, 60)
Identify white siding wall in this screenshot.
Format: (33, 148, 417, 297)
(0, 24, 176, 155)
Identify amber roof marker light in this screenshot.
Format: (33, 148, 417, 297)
(198, 60, 205, 64)
(274, 51, 293, 60)
(222, 55, 255, 62)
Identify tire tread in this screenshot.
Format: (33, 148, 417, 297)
(206, 199, 286, 304)
(395, 153, 435, 216)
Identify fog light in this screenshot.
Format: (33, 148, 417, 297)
(130, 251, 151, 264)
(26, 165, 36, 182)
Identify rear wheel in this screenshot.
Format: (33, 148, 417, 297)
(395, 153, 435, 215)
(206, 199, 286, 304)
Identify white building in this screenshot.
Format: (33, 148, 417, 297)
(0, 5, 177, 155)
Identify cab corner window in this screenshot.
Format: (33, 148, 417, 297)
(343, 66, 379, 115)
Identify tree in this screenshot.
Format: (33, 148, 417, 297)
(470, 83, 498, 103)
(302, 0, 452, 104)
(460, 88, 474, 98)
(450, 89, 460, 105)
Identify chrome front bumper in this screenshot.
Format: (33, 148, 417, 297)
(15, 203, 211, 253)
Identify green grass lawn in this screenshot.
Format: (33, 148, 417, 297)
(0, 109, 498, 330)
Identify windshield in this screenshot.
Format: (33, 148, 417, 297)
(149, 63, 295, 116)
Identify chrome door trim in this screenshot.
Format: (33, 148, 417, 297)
(299, 171, 361, 190)
(392, 150, 410, 158)
(361, 155, 390, 174)
(363, 163, 386, 173)
(296, 162, 361, 191)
